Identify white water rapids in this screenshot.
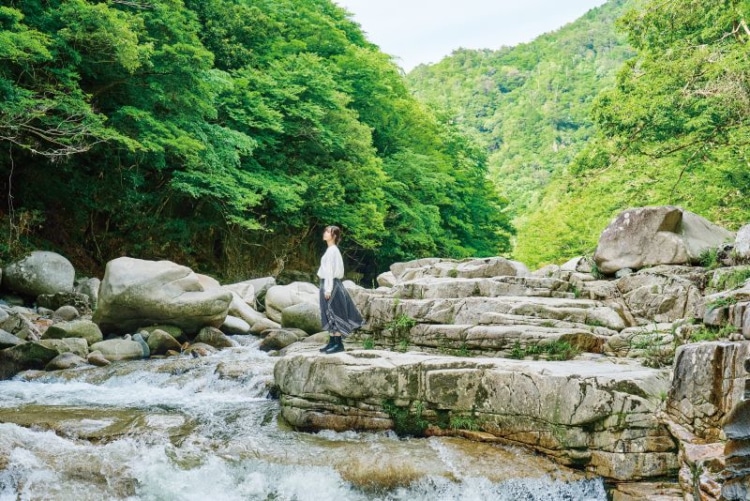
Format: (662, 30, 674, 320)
(0, 337, 607, 500)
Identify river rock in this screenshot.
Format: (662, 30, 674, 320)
(392, 276, 573, 300)
(275, 350, 677, 481)
(602, 323, 676, 362)
(184, 342, 217, 357)
(195, 273, 221, 290)
(2, 251, 75, 297)
(36, 291, 92, 315)
(146, 329, 183, 355)
(194, 326, 237, 349)
(363, 296, 628, 332)
(561, 256, 595, 274)
(53, 305, 80, 321)
(221, 280, 256, 308)
(141, 324, 185, 341)
(245, 277, 276, 311)
(264, 282, 319, 323)
(42, 319, 103, 346)
(616, 272, 702, 324)
(87, 350, 111, 367)
(249, 316, 281, 335)
(0, 342, 59, 379)
(45, 352, 88, 371)
(391, 257, 529, 283)
(733, 224, 750, 263)
(281, 302, 321, 335)
(377, 271, 397, 287)
(259, 328, 305, 351)
(666, 342, 750, 441)
(225, 291, 267, 328)
(593, 206, 734, 275)
(38, 338, 88, 358)
(93, 257, 233, 335)
(74, 277, 100, 309)
(132, 333, 150, 357)
(90, 338, 148, 361)
(0, 329, 23, 349)
(722, 400, 750, 500)
(221, 315, 251, 335)
(0, 311, 42, 342)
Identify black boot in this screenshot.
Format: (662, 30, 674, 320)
(319, 336, 335, 352)
(325, 337, 344, 354)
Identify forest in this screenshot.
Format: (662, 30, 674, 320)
(0, 0, 511, 282)
(2, 0, 749, 281)
(409, 0, 750, 267)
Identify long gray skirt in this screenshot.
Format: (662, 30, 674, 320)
(320, 279, 363, 337)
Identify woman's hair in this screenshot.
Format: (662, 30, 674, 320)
(326, 225, 342, 244)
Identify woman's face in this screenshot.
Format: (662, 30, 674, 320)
(323, 228, 333, 243)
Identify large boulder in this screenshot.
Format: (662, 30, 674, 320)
(93, 257, 232, 335)
(593, 206, 734, 275)
(223, 291, 280, 334)
(244, 277, 276, 311)
(264, 282, 319, 323)
(2, 251, 75, 297)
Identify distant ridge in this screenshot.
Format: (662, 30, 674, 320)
(406, 0, 634, 264)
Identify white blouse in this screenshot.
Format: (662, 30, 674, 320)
(317, 245, 345, 294)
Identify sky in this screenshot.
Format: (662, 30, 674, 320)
(333, 0, 608, 72)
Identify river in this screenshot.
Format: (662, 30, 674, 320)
(0, 337, 607, 500)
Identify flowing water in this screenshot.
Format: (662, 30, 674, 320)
(0, 338, 607, 500)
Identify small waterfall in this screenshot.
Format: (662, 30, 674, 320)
(0, 343, 607, 500)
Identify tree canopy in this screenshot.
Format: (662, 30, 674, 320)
(407, 0, 634, 266)
(408, 0, 750, 268)
(0, 0, 511, 280)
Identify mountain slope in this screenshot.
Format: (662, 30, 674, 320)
(406, 0, 634, 263)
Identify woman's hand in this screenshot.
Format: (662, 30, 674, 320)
(325, 292, 331, 300)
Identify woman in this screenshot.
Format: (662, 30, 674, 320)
(317, 225, 363, 354)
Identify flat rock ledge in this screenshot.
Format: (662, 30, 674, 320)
(275, 350, 679, 482)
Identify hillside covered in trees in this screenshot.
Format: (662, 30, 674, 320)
(0, 0, 511, 282)
(408, 0, 750, 267)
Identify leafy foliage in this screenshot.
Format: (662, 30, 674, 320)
(0, 0, 510, 280)
(408, 0, 750, 268)
(407, 0, 634, 267)
(533, 0, 750, 266)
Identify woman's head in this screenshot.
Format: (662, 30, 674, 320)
(324, 225, 341, 244)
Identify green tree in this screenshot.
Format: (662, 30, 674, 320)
(515, 0, 750, 267)
(0, 0, 512, 281)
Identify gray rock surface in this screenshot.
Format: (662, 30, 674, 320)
(93, 257, 232, 335)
